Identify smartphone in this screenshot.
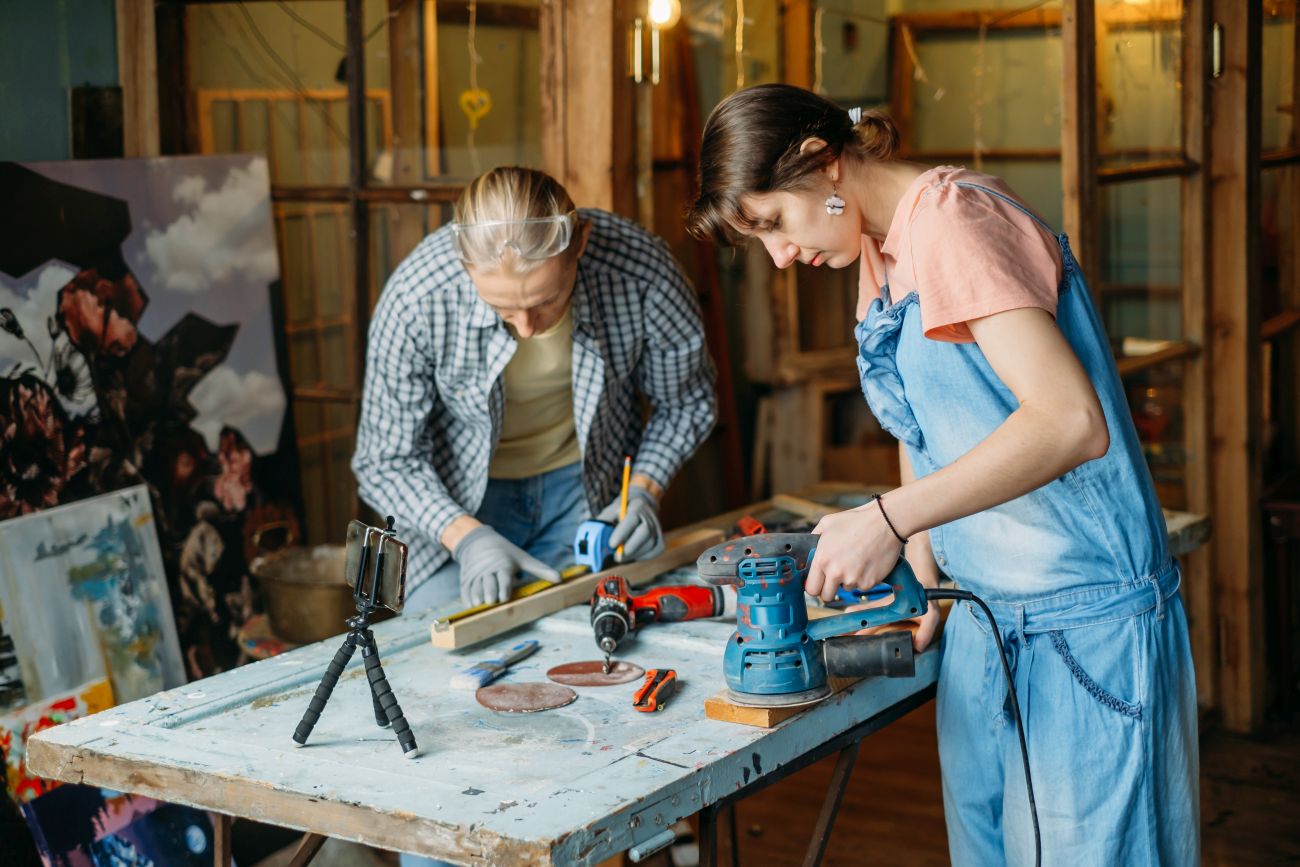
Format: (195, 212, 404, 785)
(343, 520, 408, 613)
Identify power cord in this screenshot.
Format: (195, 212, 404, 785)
(925, 588, 1041, 867)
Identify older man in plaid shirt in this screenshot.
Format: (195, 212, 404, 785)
(352, 168, 716, 618)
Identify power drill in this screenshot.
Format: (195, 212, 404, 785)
(589, 575, 725, 673)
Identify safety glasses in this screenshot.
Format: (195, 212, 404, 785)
(451, 211, 577, 268)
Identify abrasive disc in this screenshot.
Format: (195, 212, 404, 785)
(476, 682, 578, 713)
(546, 660, 645, 686)
(725, 684, 832, 708)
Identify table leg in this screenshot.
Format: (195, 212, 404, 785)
(213, 814, 233, 867)
(726, 803, 739, 867)
(288, 833, 329, 867)
(801, 740, 862, 867)
(698, 803, 720, 867)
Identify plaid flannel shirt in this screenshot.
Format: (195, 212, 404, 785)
(352, 208, 717, 589)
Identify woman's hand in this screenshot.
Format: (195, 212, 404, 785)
(845, 586, 941, 652)
(805, 501, 903, 603)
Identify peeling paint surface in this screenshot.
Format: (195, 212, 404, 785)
(26, 590, 939, 864)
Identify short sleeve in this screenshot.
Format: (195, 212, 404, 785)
(905, 181, 1063, 343)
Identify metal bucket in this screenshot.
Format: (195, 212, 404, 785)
(251, 545, 355, 644)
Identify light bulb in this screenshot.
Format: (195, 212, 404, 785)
(648, 0, 681, 29)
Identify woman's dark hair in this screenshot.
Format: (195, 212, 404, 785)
(685, 83, 899, 246)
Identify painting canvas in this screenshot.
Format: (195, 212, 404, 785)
(0, 487, 183, 705)
(1, 679, 114, 804)
(0, 155, 302, 679)
(21, 784, 218, 867)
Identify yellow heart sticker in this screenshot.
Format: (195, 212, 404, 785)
(459, 88, 492, 129)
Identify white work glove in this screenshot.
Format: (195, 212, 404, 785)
(452, 526, 560, 606)
(597, 487, 664, 563)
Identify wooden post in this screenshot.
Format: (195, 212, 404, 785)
(1060, 0, 1100, 284)
(1208, 0, 1264, 733)
(385, 0, 433, 258)
(1179, 0, 1216, 713)
(116, 0, 160, 157)
(539, 0, 636, 216)
(782, 0, 813, 88)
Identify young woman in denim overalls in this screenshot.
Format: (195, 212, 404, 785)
(687, 84, 1199, 864)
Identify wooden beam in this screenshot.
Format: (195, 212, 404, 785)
(539, 0, 636, 216)
(1180, 0, 1214, 712)
(116, 0, 160, 157)
(1061, 0, 1100, 284)
(1208, 0, 1265, 733)
(384, 0, 433, 259)
(782, 0, 814, 88)
(429, 529, 725, 649)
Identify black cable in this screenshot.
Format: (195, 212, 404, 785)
(926, 588, 1041, 867)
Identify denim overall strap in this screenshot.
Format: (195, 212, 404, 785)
(952, 181, 1057, 236)
(858, 178, 1171, 601)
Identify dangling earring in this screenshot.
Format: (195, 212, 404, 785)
(825, 188, 845, 216)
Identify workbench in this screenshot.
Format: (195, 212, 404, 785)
(25, 485, 1209, 866)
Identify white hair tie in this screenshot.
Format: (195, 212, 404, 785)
(848, 106, 863, 125)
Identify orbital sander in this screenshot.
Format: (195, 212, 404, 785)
(697, 533, 926, 708)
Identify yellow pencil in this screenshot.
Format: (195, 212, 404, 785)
(617, 455, 632, 559)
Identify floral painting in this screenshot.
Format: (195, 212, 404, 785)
(0, 156, 302, 679)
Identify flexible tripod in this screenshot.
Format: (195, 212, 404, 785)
(292, 517, 418, 758)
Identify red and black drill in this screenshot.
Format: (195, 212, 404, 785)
(589, 576, 725, 673)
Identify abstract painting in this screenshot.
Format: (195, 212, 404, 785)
(0, 155, 302, 678)
(0, 486, 183, 705)
(0, 679, 114, 804)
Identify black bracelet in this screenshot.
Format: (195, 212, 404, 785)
(874, 494, 908, 546)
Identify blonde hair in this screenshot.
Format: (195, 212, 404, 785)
(453, 167, 577, 273)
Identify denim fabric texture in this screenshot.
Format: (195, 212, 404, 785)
(398, 461, 587, 867)
(402, 461, 588, 619)
(856, 182, 1200, 864)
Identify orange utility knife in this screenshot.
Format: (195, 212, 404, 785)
(632, 668, 677, 713)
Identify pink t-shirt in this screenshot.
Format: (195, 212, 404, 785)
(858, 166, 1063, 343)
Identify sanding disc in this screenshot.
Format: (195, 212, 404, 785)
(725, 684, 832, 709)
(476, 682, 578, 713)
(546, 660, 645, 687)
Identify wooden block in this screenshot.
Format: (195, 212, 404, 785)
(703, 675, 860, 729)
(430, 529, 725, 649)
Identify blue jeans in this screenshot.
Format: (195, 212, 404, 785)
(403, 461, 588, 618)
(399, 461, 586, 867)
(937, 563, 1200, 865)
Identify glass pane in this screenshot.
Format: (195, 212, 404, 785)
(1262, 166, 1299, 321)
(1095, 0, 1185, 168)
(908, 27, 1063, 155)
(368, 202, 453, 310)
(1126, 366, 1187, 510)
(364, 0, 543, 183)
(186, 2, 386, 187)
(274, 202, 358, 391)
(1262, 3, 1297, 155)
(1098, 177, 1183, 348)
(293, 400, 357, 544)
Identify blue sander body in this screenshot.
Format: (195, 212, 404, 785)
(697, 533, 927, 707)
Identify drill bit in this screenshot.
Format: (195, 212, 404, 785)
(602, 654, 611, 675)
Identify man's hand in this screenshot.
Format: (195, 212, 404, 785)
(597, 486, 664, 563)
(452, 526, 560, 606)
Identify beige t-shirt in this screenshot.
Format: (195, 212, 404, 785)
(488, 305, 582, 479)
